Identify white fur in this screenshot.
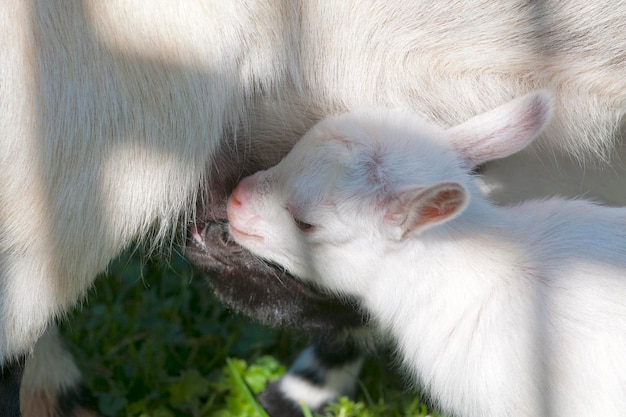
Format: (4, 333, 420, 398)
(2, 0, 626, 368)
(228, 93, 626, 417)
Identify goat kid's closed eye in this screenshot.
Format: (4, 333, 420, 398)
(286, 206, 315, 231)
(294, 217, 314, 231)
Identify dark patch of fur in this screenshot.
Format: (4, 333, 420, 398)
(257, 336, 365, 417)
(287, 336, 363, 387)
(1, 355, 25, 417)
(258, 381, 306, 417)
(312, 335, 362, 368)
(186, 220, 366, 332)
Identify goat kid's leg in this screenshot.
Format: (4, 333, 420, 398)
(20, 325, 100, 417)
(260, 336, 365, 417)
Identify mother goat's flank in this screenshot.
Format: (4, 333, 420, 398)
(227, 92, 626, 417)
(2, 1, 626, 416)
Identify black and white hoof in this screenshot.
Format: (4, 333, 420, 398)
(260, 337, 365, 417)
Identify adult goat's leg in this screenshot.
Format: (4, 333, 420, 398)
(21, 326, 100, 417)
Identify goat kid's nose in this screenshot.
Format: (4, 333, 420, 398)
(229, 175, 256, 210)
(229, 186, 244, 209)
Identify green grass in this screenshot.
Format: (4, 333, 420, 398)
(60, 250, 444, 417)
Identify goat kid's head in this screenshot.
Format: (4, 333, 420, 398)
(227, 91, 553, 294)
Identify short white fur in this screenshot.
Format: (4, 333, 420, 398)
(228, 92, 626, 417)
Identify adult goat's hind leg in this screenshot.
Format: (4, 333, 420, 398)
(21, 325, 101, 417)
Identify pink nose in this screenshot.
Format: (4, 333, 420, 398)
(228, 176, 254, 216)
(229, 185, 244, 209)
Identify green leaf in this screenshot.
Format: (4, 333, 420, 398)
(169, 369, 211, 404)
(225, 358, 270, 417)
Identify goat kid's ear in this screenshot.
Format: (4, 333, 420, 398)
(447, 90, 554, 169)
(384, 182, 468, 240)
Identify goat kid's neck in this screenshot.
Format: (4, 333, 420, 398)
(360, 201, 543, 415)
(365, 198, 533, 348)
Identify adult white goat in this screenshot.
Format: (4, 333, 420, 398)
(226, 92, 626, 417)
(2, 1, 626, 416)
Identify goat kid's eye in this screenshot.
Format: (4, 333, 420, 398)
(286, 205, 315, 232)
(293, 217, 314, 232)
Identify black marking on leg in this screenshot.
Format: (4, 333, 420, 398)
(259, 336, 366, 416)
(312, 335, 362, 368)
(259, 381, 306, 417)
(289, 336, 362, 387)
(1, 355, 26, 417)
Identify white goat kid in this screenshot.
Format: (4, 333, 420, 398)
(227, 92, 626, 417)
